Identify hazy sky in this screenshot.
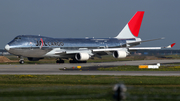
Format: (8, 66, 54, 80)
(0, 0, 180, 49)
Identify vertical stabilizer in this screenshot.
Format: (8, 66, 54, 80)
(115, 11, 144, 39)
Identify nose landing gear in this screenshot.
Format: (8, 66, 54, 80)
(18, 56, 24, 64)
(19, 59, 24, 64)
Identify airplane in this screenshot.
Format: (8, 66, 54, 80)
(4, 11, 175, 64)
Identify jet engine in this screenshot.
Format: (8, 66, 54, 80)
(27, 57, 43, 61)
(113, 51, 127, 58)
(75, 53, 90, 61)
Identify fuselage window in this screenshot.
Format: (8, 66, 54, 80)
(15, 37, 21, 40)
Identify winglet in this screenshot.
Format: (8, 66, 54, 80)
(171, 43, 176, 47)
(165, 43, 176, 48)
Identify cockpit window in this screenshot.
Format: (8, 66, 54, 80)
(14, 37, 21, 40)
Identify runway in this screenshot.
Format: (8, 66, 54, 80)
(0, 59, 180, 76)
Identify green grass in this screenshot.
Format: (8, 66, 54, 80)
(97, 65, 180, 71)
(0, 75, 180, 101)
(165, 54, 180, 59)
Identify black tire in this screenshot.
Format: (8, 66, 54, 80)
(69, 60, 87, 63)
(19, 60, 24, 64)
(69, 60, 76, 63)
(56, 60, 64, 63)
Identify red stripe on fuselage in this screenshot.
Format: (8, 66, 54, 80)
(40, 38, 43, 49)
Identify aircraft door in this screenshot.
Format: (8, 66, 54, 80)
(26, 37, 33, 50)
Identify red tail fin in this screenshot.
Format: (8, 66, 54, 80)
(128, 11, 144, 37)
(115, 11, 144, 39)
(171, 43, 176, 48)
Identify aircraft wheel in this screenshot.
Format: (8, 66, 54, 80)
(56, 60, 64, 63)
(69, 60, 78, 63)
(69, 60, 75, 63)
(69, 60, 87, 63)
(78, 61, 87, 63)
(19, 60, 24, 64)
(82, 61, 87, 63)
(60, 60, 64, 63)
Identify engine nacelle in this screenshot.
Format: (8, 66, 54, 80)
(75, 53, 90, 61)
(113, 51, 127, 58)
(27, 57, 43, 61)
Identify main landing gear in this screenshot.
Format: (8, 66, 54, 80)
(56, 58, 64, 63)
(56, 58, 86, 63)
(18, 56, 24, 64)
(69, 59, 87, 63)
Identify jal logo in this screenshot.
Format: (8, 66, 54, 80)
(36, 38, 64, 47)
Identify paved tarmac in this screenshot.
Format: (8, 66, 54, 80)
(0, 59, 180, 76)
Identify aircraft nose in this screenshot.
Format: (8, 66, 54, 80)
(5, 44, 10, 51)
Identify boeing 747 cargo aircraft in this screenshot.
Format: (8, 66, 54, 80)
(5, 11, 175, 64)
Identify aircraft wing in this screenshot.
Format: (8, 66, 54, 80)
(45, 43, 176, 61)
(128, 43, 176, 50)
(91, 43, 176, 58)
(51, 43, 175, 60)
(54, 43, 175, 55)
(92, 43, 175, 52)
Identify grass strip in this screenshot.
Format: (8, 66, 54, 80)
(98, 65, 180, 71)
(0, 75, 180, 101)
